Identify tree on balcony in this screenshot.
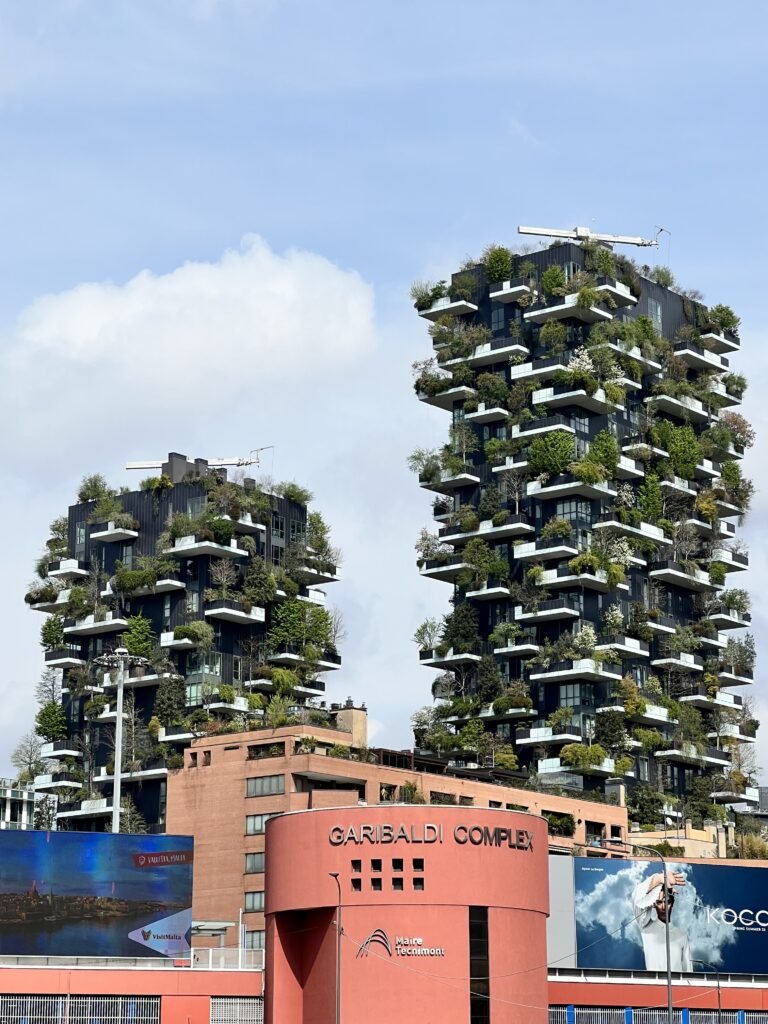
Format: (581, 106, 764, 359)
(529, 430, 574, 478)
(153, 675, 187, 727)
(560, 743, 608, 770)
(119, 795, 148, 834)
(123, 612, 156, 658)
(35, 701, 67, 742)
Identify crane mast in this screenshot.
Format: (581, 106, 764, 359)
(518, 225, 660, 248)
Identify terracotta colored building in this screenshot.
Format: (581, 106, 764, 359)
(166, 721, 627, 954)
(265, 804, 549, 1024)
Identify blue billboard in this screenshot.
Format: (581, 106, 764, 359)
(0, 831, 193, 958)
(574, 857, 768, 974)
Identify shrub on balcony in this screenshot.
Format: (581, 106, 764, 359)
(451, 270, 479, 303)
(547, 706, 574, 731)
(458, 506, 480, 532)
(542, 812, 576, 837)
(636, 473, 663, 523)
(587, 430, 620, 478)
(477, 656, 503, 703)
(634, 727, 664, 752)
(720, 411, 755, 449)
(440, 603, 479, 654)
(576, 286, 605, 309)
(529, 430, 575, 477)
(707, 304, 740, 334)
(709, 562, 727, 586)
(35, 700, 67, 742)
(410, 279, 448, 312)
(723, 634, 756, 674)
(493, 684, 533, 714)
(613, 676, 647, 718)
(721, 588, 750, 615)
(488, 621, 524, 647)
(540, 517, 572, 543)
(568, 459, 608, 485)
(83, 694, 108, 720)
(174, 621, 215, 650)
(603, 381, 626, 406)
(723, 372, 747, 399)
(614, 755, 634, 776)
(40, 615, 66, 652)
(560, 743, 608, 770)
(482, 244, 513, 283)
(541, 266, 567, 296)
(478, 486, 502, 521)
(602, 603, 625, 633)
(25, 581, 61, 605)
(458, 538, 508, 589)
(407, 447, 441, 484)
(123, 613, 156, 658)
(568, 552, 600, 576)
(539, 320, 568, 354)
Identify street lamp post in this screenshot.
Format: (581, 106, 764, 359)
(694, 960, 722, 1024)
(329, 872, 342, 1024)
(93, 648, 149, 833)
(600, 839, 673, 1024)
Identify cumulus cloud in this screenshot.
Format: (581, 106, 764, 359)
(576, 862, 737, 966)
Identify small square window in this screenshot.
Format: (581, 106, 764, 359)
(413, 858, 424, 872)
(203, 751, 211, 766)
(351, 878, 362, 893)
(392, 878, 403, 891)
(351, 860, 362, 873)
(371, 878, 382, 892)
(413, 877, 425, 891)
(371, 859, 382, 872)
(189, 752, 198, 768)
(392, 858, 403, 872)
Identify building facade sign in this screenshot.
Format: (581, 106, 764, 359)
(329, 822, 534, 850)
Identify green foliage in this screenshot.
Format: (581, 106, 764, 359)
(153, 675, 187, 726)
(86, 491, 123, 525)
(650, 266, 675, 288)
(708, 304, 740, 334)
(529, 430, 575, 477)
(122, 613, 156, 658)
(174, 621, 215, 650)
(614, 676, 647, 719)
(482, 243, 513, 282)
(576, 286, 601, 309)
(77, 473, 112, 503)
(458, 718, 485, 752)
(35, 701, 67, 741)
(614, 755, 634, 775)
(540, 517, 572, 542)
(594, 710, 628, 753)
(83, 694, 108, 720)
(560, 743, 608, 769)
(488, 621, 523, 647)
(568, 552, 600, 576)
(440, 603, 479, 654)
(709, 562, 727, 586)
(542, 812, 576, 837)
(267, 599, 332, 653)
(477, 656, 503, 703)
(568, 459, 608, 484)
(541, 265, 566, 295)
(279, 482, 314, 506)
(140, 474, 174, 492)
(628, 783, 665, 827)
(410, 279, 447, 312)
(547, 705, 574, 731)
(458, 538, 508, 588)
(242, 556, 278, 606)
(587, 430, 620, 477)
(634, 728, 664, 752)
(40, 615, 65, 651)
(493, 686, 533, 713)
(637, 473, 663, 523)
(539, 320, 568, 353)
(476, 372, 509, 408)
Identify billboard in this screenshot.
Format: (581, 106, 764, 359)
(0, 831, 193, 958)
(574, 856, 768, 974)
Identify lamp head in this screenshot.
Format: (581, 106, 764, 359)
(114, 647, 129, 657)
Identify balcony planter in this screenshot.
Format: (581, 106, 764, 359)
(204, 598, 266, 625)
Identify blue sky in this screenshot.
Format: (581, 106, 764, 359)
(2, 0, 768, 771)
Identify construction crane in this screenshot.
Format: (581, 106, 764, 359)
(518, 225, 661, 248)
(125, 447, 273, 472)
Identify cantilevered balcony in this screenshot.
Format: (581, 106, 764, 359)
(63, 611, 129, 637)
(714, 495, 743, 518)
(419, 466, 481, 494)
(514, 538, 578, 562)
(605, 342, 661, 374)
(710, 785, 759, 805)
(711, 548, 749, 573)
(47, 559, 89, 581)
(597, 698, 673, 727)
(594, 276, 637, 308)
(644, 612, 677, 636)
(440, 514, 534, 545)
(709, 380, 742, 409)
(419, 553, 471, 583)
(34, 771, 82, 792)
(514, 598, 581, 623)
(655, 742, 730, 768)
(516, 725, 583, 747)
(693, 459, 722, 481)
(707, 723, 756, 745)
(538, 567, 627, 593)
(208, 695, 252, 716)
(219, 512, 267, 535)
(204, 599, 266, 625)
(442, 702, 536, 725)
(527, 475, 616, 502)
(488, 277, 536, 304)
(101, 576, 185, 600)
(44, 646, 86, 669)
(678, 684, 743, 712)
(649, 561, 717, 592)
(268, 643, 341, 672)
(615, 456, 644, 480)
(659, 476, 698, 500)
(492, 454, 529, 475)
(418, 296, 479, 321)
(493, 638, 540, 659)
(40, 740, 83, 759)
(531, 384, 624, 414)
(56, 798, 113, 820)
(707, 607, 751, 630)
(673, 340, 727, 372)
(89, 521, 139, 543)
(294, 562, 341, 587)
(513, 415, 577, 441)
(94, 760, 169, 784)
(419, 647, 482, 669)
(651, 651, 704, 673)
(439, 335, 529, 368)
(29, 588, 71, 614)
(524, 293, 613, 325)
(538, 755, 622, 778)
(466, 579, 512, 601)
(165, 535, 249, 559)
(592, 514, 671, 547)
(465, 402, 508, 425)
(508, 356, 571, 384)
(417, 384, 477, 411)
(529, 659, 622, 684)
(101, 669, 179, 692)
(595, 635, 650, 658)
(644, 394, 710, 424)
(699, 329, 740, 354)
(160, 630, 198, 651)
(717, 665, 753, 687)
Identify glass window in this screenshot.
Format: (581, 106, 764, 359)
(75, 523, 86, 560)
(162, 595, 171, 631)
(648, 298, 663, 334)
(491, 306, 505, 333)
(187, 495, 207, 518)
(246, 813, 279, 835)
(247, 775, 285, 797)
(120, 542, 134, 569)
(290, 520, 306, 546)
(245, 930, 265, 950)
(271, 513, 285, 542)
(186, 591, 200, 615)
(244, 891, 264, 912)
(245, 852, 265, 873)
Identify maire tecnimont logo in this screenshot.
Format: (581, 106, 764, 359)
(357, 928, 392, 958)
(356, 929, 446, 959)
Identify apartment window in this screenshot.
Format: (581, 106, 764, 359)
(413, 858, 424, 872)
(290, 520, 306, 545)
(392, 859, 403, 872)
(392, 878, 404, 892)
(488, 800, 502, 809)
(162, 595, 171, 631)
(158, 781, 166, 825)
(271, 512, 285, 542)
(187, 495, 207, 518)
(245, 853, 265, 874)
(189, 752, 198, 768)
(75, 523, 86, 560)
(186, 590, 200, 616)
(244, 891, 264, 913)
(371, 878, 382, 892)
(120, 542, 134, 569)
(246, 813, 279, 835)
(459, 796, 474, 807)
(648, 297, 663, 334)
(247, 775, 285, 798)
(371, 859, 382, 872)
(351, 878, 362, 892)
(555, 499, 591, 522)
(491, 305, 505, 333)
(232, 655, 242, 683)
(351, 860, 362, 873)
(637, 756, 650, 782)
(414, 877, 425, 891)
(245, 930, 265, 950)
(203, 751, 211, 766)
(572, 413, 589, 434)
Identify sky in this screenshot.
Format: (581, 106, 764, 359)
(2, 0, 768, 776)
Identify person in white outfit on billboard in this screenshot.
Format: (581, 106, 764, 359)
(631, 870, 692, 972)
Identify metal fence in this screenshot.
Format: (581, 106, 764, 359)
(552, 1012, 768, 1024)
(192, 948, 264, 971)
(0, 995, 159, 1023)
(210, 997, 264, 1024)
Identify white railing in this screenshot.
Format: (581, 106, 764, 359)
(192, 947, 264, 971)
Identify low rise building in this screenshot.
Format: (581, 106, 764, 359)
(0, 779, 35, 831)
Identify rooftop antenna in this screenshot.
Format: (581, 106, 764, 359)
(517, 224, 659, 249)
(125, 447, 274, 472)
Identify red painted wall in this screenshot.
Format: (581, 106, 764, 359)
(265, 805, 549, 1024)
(549, 979, 768, 1011)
